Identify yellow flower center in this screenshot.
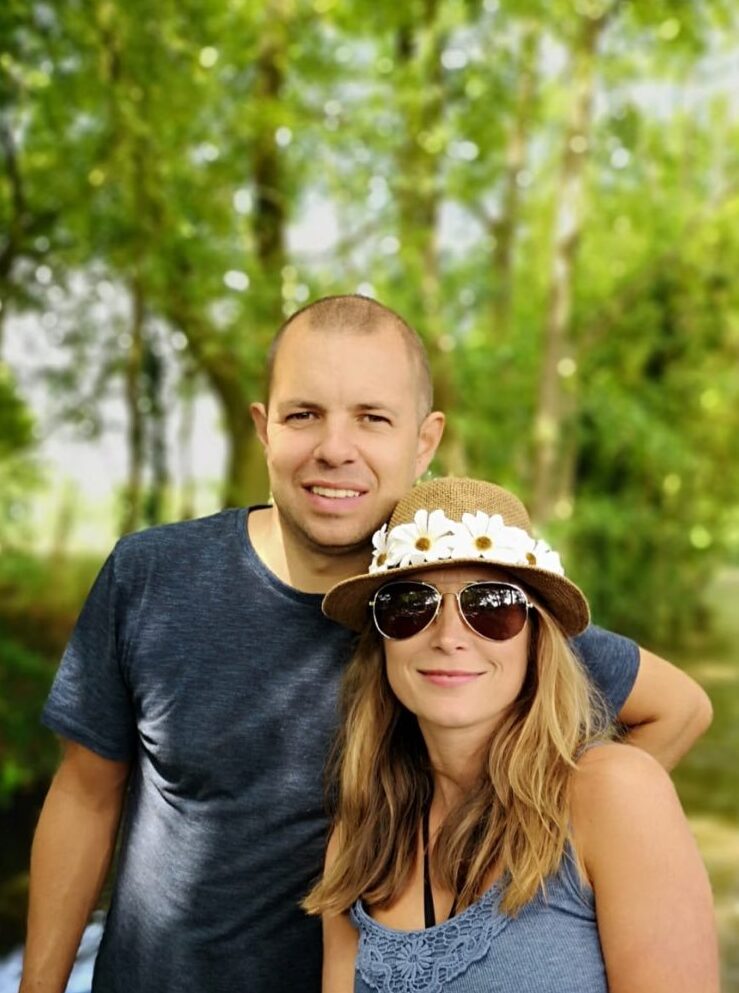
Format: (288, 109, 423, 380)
(526, 552, 537, 565)
(377, 553, 387, 566)
(415, 536, 432, 551)
(475, 536, 493, 551)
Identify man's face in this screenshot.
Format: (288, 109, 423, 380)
(251, 321, 444, 556)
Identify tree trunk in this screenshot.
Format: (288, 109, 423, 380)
(162, 2, 289, 508)
(247, 0, 289, 354)
(489, 21, 540, 340)
(177, 362, 197, 521)
(531, 12, 610, 526)
(394, 3, 467, 475)
(224, 0, 291, 505)
(222, 396, 271, 508)
(0, 121, 28, 353)
(251, 8, 287, 318)
(142, 338, 168, 525)
(163, 288, 268, 507)
(120, 277, 145, 534)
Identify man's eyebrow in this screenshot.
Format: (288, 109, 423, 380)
(276, 400, 401, 415)
(276, 399, 325, 411)
(354, 402, 400, 416)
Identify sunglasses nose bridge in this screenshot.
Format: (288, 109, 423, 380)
(430, 590, 472, 639)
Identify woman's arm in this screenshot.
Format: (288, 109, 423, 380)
(321, 830, 359, 993)
(571, 744, 719, 993)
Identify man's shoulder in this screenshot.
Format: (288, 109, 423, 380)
(118, 508, 240, 546)
(111, 509, 244, 573)
(571, 624, 638, 664)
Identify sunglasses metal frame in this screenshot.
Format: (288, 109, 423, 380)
(370, 579, 534, 642)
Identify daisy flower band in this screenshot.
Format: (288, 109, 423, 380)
(369, 509, 565, 577)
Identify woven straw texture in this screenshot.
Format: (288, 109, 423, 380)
(322, 477, 590, 636)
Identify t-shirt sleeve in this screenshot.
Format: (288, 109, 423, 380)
(569, 624, 640, 717)
(41, 548, 137, 760)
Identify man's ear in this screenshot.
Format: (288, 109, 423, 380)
(250, 402, 269, 450)
(415, 411, 445, 476)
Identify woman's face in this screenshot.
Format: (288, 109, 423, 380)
(383, 565, 531, 741)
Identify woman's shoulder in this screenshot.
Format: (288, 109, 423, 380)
(571, 744, 684, 860)
(576, 739, 673, 782)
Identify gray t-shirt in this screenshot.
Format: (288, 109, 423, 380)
(42, 507, 638, 993)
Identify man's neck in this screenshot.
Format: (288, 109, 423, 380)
(247, 506, 371, 594)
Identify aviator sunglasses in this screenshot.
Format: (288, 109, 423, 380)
(370, 580, 533, 642)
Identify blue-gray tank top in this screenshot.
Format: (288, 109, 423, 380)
(350, 846, 608, 993)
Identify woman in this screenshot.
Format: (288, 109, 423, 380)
(304, 477, 718, 993)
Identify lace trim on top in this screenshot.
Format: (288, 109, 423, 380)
(350, 881, 510, 993)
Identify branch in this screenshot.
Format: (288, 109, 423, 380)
(0, 119, 29, 281)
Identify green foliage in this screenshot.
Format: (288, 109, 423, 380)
(1, 16, 738, 974)
(0, 634, 58, 801)
(0, 364, 33, 458)
(0, 550, 102, 801)
(0, 365, 38, 547)
(1, 8, 738, 972)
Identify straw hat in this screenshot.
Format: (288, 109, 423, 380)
(322, 477, 590, 637)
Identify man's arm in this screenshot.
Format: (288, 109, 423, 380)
(19, 741, 130, 993)
(617, 647, 712, 771)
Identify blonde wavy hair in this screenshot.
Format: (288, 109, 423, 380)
(303, 601, 610, 918)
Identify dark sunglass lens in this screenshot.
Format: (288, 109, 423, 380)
(459, 584, 528, 641)
(373, 583, 439, 639)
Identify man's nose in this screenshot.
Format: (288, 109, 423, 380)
(312, 420, 358, 465)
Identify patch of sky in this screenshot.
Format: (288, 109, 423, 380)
(233, 188, 253, 215)
(190, 142, 220, 165)
(448, 140, 480, 162)
(223, 270, 250, 292)
(275, 126, 293, 147)
(4, 273, 226, 509)
(70, 112, 100, 138)
(438, 201, 487, 258)
(208, 298, 241, 329)
(32, 2, 57, 29)
(287, 192, 339, 255)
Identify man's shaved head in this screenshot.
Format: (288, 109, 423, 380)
(266, 295, 434, 419)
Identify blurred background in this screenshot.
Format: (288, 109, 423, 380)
(1, 0, 738, 987)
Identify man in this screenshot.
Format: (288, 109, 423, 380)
(20, 295, 711, 993)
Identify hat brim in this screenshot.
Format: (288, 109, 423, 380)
(322, 558, 590, 638)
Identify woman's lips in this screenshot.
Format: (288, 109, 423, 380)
(418, 670, 484, 687)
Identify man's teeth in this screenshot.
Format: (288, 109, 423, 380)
(310, 486, 361, 499)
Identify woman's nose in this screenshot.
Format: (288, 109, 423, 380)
(428, 594, 469, 650)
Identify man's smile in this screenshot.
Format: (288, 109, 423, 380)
(307, 485, 364, 499)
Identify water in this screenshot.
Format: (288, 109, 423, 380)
(0, 915, 102, 993)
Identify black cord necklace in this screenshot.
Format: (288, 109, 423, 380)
(422, 806, 457, 928)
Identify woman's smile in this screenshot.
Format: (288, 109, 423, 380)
(417, 669, 486, 687)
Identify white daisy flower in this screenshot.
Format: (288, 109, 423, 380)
(369, 524, 392, 574)
(524, 538, 565, 575)
(453, 511, 506, 559)
(385, 509, 456, 568)
(488, 524, 536, 566)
